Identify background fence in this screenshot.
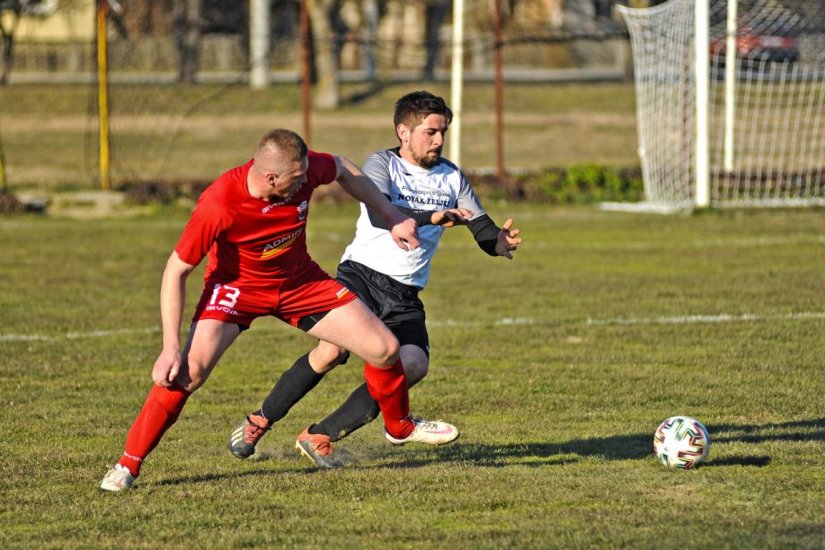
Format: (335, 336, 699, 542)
(0, 0, 636, 192)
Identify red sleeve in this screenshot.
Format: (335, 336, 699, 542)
(306, 151, 338, 188)
(174, 184, 234, 266)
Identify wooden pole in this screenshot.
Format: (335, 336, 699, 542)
(299, 0, 312, 146)
(0, 130, 7, 190)
(492, 0, 505, 181)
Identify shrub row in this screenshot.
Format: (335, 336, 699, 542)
(115, 165, 643, 207)
(469, 164, 644, 204)
(0, 164, 645, 215)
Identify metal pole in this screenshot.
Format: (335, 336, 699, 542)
(96, 0, 111, 191)
(249, 0, 270, 89)
(694, 0, 710, 208)
(723, 0, 737, 173)
(449, 0, 464, 165)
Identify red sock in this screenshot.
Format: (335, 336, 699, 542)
(116, 384, 190, 477)
(364, 359, 414, 439)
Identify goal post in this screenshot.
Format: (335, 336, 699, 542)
(618, 0, 825, 210)
(694, 0, 710, 208)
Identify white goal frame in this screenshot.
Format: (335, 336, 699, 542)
(618, 0, 825, 210)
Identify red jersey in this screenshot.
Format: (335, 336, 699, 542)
(175, 151, 337, 286)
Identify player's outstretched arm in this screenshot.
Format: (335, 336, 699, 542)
(431, 208, 474, 228)
(334, 155, 419, 250)
(153, 251, 197, 387)
(494, 218, 522, 259)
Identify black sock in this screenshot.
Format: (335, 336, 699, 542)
(311, 383, 381, 442)
(260, 353, 324, 423)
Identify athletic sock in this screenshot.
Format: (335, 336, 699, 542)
(311, 383, 380, 442)
(363, 359, 414, 439)
(260, 353, 324, 423)
(117, 384, 191, 477)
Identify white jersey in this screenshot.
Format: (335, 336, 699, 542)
(340, 149, 487, 289)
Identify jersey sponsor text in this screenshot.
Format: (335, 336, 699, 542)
(261, 229, 303, 259)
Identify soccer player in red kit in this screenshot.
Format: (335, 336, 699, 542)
(99, 129, 457, 491)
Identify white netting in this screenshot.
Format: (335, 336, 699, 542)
(619, 0, 696, 208)
(619, 0, 825, 208)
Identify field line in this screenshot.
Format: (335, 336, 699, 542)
(432, 311, 825, 327)
(0, 327, 160, 342)
(2, 311, 824, 342)
(434, 235, 825, 250)
(584, 311, 825, 326)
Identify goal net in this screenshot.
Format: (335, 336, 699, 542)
(618, 0, 825, 209)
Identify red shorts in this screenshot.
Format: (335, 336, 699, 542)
(191, 262, 357, 328)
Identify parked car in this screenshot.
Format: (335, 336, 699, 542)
(711, 25, 800, 66)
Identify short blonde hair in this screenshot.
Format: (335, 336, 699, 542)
(256, 129, 308, 161)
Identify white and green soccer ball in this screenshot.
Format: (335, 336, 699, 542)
(653, 416, 711, 469)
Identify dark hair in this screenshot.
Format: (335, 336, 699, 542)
(393, 91, 453, 130)
(257, 128, 308, 161)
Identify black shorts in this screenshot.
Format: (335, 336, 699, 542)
(336, 260, 429, 356)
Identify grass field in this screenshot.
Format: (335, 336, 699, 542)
(1, 202, 824, 548)
(0, 81, 638, 189)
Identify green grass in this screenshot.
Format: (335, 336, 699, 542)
(0, 82, 638, 189)
(1, 203, 824, 548)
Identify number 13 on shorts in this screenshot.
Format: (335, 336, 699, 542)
(209, 284, 241, 309)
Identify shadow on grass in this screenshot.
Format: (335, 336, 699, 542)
(150, 463, 329, 489)
(385, 433, 648, 470)
(707, 455, 772, 467)
(707, 417, 825, 444)
(387, 417, 825, 470)
(150, 418, 825, 486)
(700, 417, 825, 468)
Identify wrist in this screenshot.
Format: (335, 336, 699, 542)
(385, 211, 409, 227)
(161, 340, 181, 353)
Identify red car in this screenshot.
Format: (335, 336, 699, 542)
(711, 26, 800, 65)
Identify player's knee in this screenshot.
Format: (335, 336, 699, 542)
(405, 358, 429, 386)
(353, 330, 399, 367)
(400, 346, 429, 386)
(182, 374, 207, 392)
(369, 335, 400, 367)
(177, 358, 210, 392)
(371, 351, 400, 368)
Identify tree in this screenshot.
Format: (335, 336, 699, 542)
(0, 0, 22, 85)
(307, 0, 340, 109)
(118, 0, 213, 84)
(173, 0, 203, 83)
(422, 0, 449, 81)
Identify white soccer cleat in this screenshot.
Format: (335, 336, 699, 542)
(100, 467, 136, 492)
(385, 417, 459, 446)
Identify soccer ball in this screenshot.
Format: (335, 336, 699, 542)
(653, 416, 711, 469)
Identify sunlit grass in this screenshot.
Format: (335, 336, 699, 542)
(1, 204, 824, 547)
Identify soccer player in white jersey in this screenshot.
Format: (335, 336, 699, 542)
(228, 91, 522, 467)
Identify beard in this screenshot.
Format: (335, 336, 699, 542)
(411, 149, 441, 169)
